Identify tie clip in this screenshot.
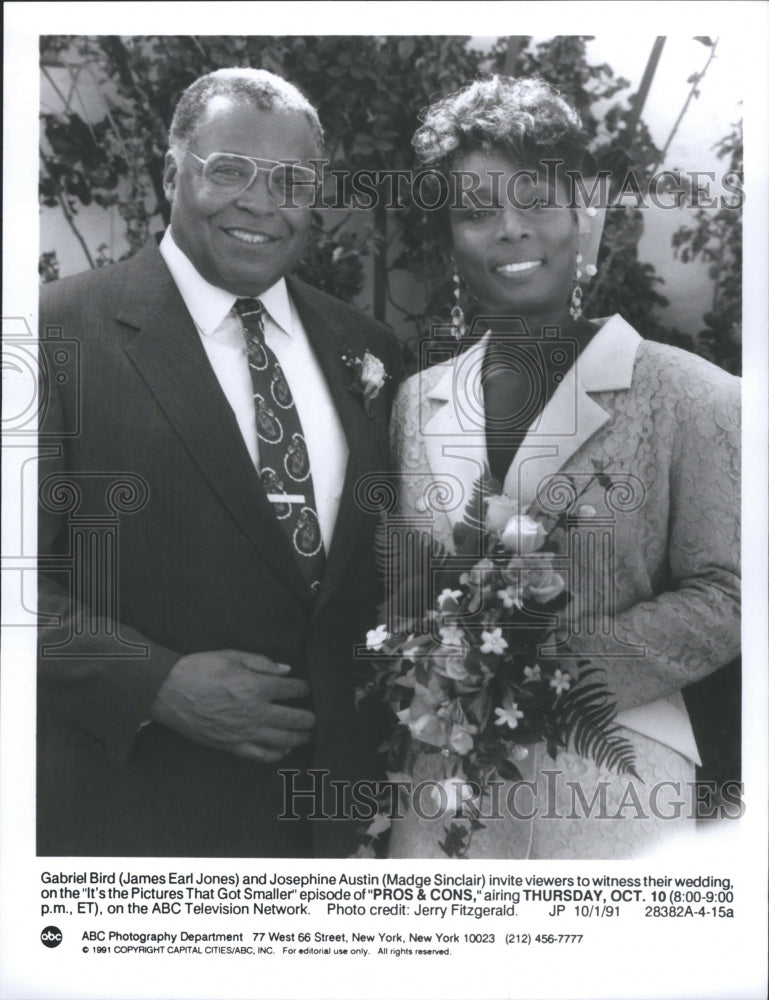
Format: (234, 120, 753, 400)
(266, 493, 306, 504)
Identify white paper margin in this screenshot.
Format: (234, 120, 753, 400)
(2, 3, 767, 999)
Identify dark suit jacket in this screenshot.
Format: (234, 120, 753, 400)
(37, 238, 402, 858)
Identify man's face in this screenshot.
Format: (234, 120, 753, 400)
(163, 101, 316, 296)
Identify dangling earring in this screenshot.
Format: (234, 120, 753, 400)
(569, 253, 584, 320)
(450, 267, 467, 339)
(569, 252, 596, 321)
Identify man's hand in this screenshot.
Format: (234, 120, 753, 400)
(150, 650, 315, 763)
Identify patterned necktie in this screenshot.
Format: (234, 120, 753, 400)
(235, 297, 325, 594)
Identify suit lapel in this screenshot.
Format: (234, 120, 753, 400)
(422, 336, 491, 526)
(286, 278, 388, 615)
(502, 365, 612, 507)
(504, 315, 642, 506)
(116, 243, 313, 607)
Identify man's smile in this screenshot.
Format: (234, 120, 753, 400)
(223, 227, 279, 246)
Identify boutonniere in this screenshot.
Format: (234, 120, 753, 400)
(341, 348, 390, 416)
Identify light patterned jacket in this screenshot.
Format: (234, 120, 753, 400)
(390, 314, 740, 764)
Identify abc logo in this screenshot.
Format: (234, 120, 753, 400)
(41, 926, 62, 948)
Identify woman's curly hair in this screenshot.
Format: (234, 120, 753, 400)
(413, 75, 587, 174)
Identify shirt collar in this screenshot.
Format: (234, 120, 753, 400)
(159, 228, 293, 337)
(256, 278, 293, 338)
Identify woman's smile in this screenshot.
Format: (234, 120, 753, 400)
(492, 258, 545, 279)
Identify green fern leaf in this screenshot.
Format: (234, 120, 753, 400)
(552, 668, 639, 778)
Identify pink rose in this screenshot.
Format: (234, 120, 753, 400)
(499, 514, 547, 554)
(442, 654, 470, 682)
(449, 724, 475, 755)
(506, 553, 566, 604)
(485, 494, 519, 532)
(409, 712, 450, 747)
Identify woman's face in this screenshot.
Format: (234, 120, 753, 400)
(448, 150, 579, 321)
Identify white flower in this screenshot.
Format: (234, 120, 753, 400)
(365, 624, 389, 651)
(360, 351, 388, 391)
(480, 628, 508, 655)
(549, 669, 573, 695)
(460, 557, 495, 590)
(342, 349, 389, 414)
(424, 778, 479, 817)
(500, 513, 547, 554)
(437, 588, 463, 612)
(485, 493, 518, 532)
(497, 586, 521, 609)
(494, 700, 525, 729)
(523, 664, 542, 682)
(439, 625, 465, 646)
(365, 812, 391, 838)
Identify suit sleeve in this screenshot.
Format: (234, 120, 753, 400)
(561, 358, 741, 713)
(38, 325, 180, 766)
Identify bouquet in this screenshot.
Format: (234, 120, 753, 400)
(357, 472, 638, 857)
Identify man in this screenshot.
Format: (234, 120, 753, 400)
(37, 68, 401, 857)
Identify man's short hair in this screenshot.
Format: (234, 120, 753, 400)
(169, 67, 324, 157)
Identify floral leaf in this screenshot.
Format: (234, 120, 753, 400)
(456, 472, 501, 550)
(495, 758, 523, 782)
(551, 667, 639, 777)
(376, 519, 451, 628)
(439, 822, 469, 858)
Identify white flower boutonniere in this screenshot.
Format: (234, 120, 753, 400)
(341, 348, 390, 416)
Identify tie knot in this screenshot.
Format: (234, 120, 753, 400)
(235, 297, 265, 346)
(235, 297, 264, 320)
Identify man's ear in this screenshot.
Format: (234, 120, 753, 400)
(162, 151, 179, 203)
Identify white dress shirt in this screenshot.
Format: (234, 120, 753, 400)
(159, 229, 348, 552)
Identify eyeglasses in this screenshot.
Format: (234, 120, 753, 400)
(187, 151, 318, 207)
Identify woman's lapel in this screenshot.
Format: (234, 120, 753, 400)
(503, 315, 642, 506)
(421, 335, 491, 525)
(420, 317, 642, 514)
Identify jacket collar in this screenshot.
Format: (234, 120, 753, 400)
(425, 314, 640, 403)
(159, 227, 296, 337)
(422, 315, 642, 515)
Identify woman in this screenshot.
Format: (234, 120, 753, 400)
(386, 77, 740, 858)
